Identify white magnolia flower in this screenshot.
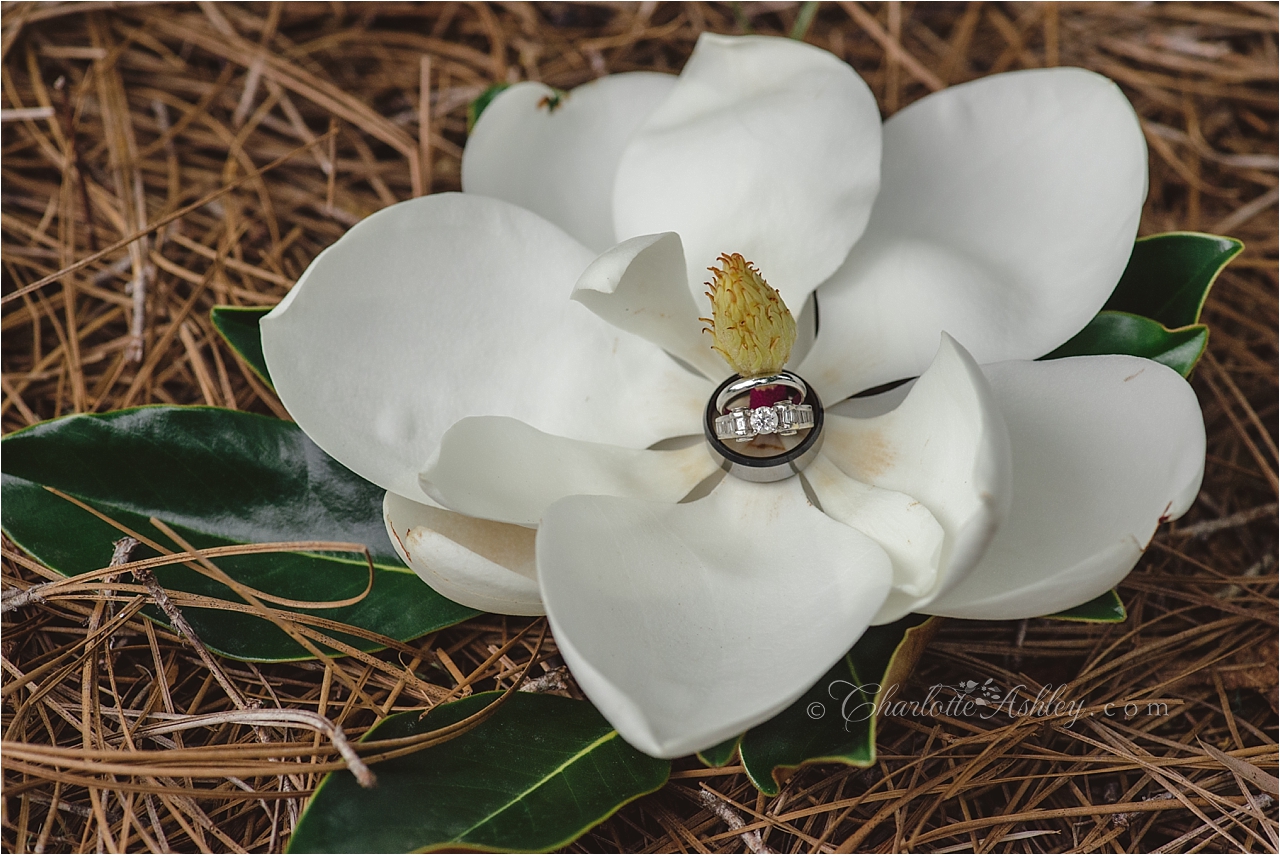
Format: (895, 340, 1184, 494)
(261, 35, 1205, 758)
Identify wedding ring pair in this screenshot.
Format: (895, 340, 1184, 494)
(703, 371, 824, 483)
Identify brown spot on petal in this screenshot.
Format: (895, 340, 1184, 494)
(826, 425, 896, 482)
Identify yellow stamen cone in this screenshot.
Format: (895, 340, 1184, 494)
(701, 253, 796, 378)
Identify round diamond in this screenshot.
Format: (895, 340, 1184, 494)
(749, 406, 780, 435)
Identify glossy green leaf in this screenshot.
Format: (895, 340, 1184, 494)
(696, 733, 741, 768)
(210, 306, 274, 387)
(1, 406, 477, 661)
(1104, 232, 1242, 329)
(739, 615, 936, 795)
(1044, 589, 1127, 623)
(467, 83, 512, 134)
(1044, 311, 1207, 377)
(739, 661, 871, 796)
(289, 691, 670, 853)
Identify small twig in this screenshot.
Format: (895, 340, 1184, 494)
(518, 667, 571, 695)
(148, 97, 172, 148)
(699, 789, 774, 854)
(1217, 553, 1274, 601)
(2, 582, 51, 613)
(933, 830, 1061, 853)
(1213, 185, 1280, 234)
(126, 538, 250, 711)
(90, 254, 134, 287)
(1113, 790, 1176, 827)
(123, 188, 150, 364)
(107, 535, 135, 579)
(143, 795, 169, 852)
(102, 536, 136, 637)
(1011, 618, 1029, 669)
(0, 106, 57, 121)
(1176, 503, 1278, 539)
(418, 54, 433, 196)
(21, 792, 121, 823)
(129, 709, 375, 788)
(54, 75, 99, 254)
(324, 117, 338, 213)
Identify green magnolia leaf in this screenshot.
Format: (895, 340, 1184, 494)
(1044, 589, 1127, 623)
(1, 406, 477, 661)
(210, 306, 274, 387)
(288, 691, 670, 853)
(1104, 231, 1242, 329)
(467, 83, 512, 134)
(1044, 311, 1208, 377)
(739, 615, 936, 795)
(696, 733, 741, 768)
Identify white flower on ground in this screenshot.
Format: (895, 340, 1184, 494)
(260, 35, 1205, 759)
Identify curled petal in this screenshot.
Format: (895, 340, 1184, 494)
(802, 68, 1147, 401)
(538, 476, 893, 758)
(573, 233, 726, 379)
(385, 492, 543, 616)
(924, 356, 1206, 620)
(420, 416, 721, 526)
(820, 336, 1012, 622)
(261, 194, 711, 505)
(462, 74, 677, 251)
(613, 33, 881, 310)
(804, 454, 944, 598)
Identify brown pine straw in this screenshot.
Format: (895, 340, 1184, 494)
(1, 3, 1276, 852)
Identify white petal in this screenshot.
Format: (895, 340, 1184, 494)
(802, 67, 1147, 402)
(819, 335, 1012, 622)
(538, 475, 892, 758)
(261, 193, 712, 505)
(804, 454, 944, 597)
(461, 73, 677, 252)
(613, 34, 881, 310)
(924, 356, 1206, 620)
(572, 233, 726, 379)
(384, 492, 543, 616)
(420, 416, 720, 526)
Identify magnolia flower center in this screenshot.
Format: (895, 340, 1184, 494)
(700, 254, 823, 483)
(702, 253, 796, 378)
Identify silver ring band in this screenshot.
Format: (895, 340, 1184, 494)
(714, 371, 807, 414)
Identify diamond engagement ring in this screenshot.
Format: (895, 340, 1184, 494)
(714, 401, 816, 442)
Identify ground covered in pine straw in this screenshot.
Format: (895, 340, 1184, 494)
(1, 2, 1277, 852)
